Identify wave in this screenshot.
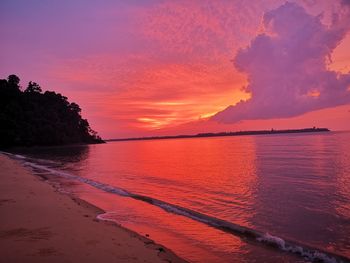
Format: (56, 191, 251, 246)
(1, 151, 60, 165)
(4, 152, 350, 263)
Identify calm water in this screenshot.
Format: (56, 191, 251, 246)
(8, 131, 350, 262)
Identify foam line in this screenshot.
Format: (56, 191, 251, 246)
(4, 152, 350, 263)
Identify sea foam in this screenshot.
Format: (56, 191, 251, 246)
(5, 152, 350, 263)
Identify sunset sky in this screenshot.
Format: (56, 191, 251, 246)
(1, 0, 349, 139)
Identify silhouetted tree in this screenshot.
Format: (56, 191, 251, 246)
(7, 74, 20, 90)
(0, 74, 104, 148)
(25, 81, 42, 93)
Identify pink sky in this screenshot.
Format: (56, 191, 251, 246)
(1, 0, 349, 139)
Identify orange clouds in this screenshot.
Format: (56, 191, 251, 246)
(53, 1, 350, 138)
(329, 33, 350, 74)
(3, 0, 348, 139)
(50, 52, 250, 133)
(141, 0, 285, 58)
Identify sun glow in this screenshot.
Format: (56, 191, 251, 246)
(134, 89, 251, 130)
(152, 101, 190, 106)
(199, 112, 220, 119)
(307, 90, 321, 98)
(137, 117, 178, 129)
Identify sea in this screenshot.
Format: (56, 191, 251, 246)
(4, 131, 350, 262)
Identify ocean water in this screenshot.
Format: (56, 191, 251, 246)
(6, 131, 350, 262)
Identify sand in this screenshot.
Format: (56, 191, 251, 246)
(0, 154, 186, 263)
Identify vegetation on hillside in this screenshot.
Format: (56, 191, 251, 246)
(0, 74, 104, 148)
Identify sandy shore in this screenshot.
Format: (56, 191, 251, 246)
(0, 154, 186, 263)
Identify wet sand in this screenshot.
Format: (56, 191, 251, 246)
(0, 154, 186, 263)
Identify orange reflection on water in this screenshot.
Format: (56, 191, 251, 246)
(85, 136, 258, 228)
(25, 132, 350, 261)
(72, 135, 305, 262)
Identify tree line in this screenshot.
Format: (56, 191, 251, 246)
(0, 74, 104, 148)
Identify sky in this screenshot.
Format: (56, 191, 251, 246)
(0, 0, 349, 139)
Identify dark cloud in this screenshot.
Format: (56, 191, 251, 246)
(213, 1, 350, 123)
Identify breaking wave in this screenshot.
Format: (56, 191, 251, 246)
(4, 152, 350, 263)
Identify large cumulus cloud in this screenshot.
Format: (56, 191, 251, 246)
(212, 1, 350, 123)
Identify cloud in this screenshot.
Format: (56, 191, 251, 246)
(213, 1, 350, 123)
(141, 0, 284, 60)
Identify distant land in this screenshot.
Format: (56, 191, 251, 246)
(108, 127, 330, 142)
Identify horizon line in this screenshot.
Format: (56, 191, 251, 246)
(106, 127, 331, 142)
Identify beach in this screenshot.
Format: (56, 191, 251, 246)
(0, 154, 186, 263)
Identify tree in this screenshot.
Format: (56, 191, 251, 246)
(25, 81, 42, 93)
(69, 102, 81, 114)
(7, 74, 20, 90)
(0, 74, 104, 148)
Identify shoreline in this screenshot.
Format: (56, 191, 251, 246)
(0, 154, 186, 263)
(108, 127, 330, 142)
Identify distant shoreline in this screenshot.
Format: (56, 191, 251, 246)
(108, 127, 330, 142)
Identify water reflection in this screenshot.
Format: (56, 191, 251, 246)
(81, 137, 259, 227)
(16, 132, 350, 261)
(252, 132, 350, 257)
(11, 144, 90, 164)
